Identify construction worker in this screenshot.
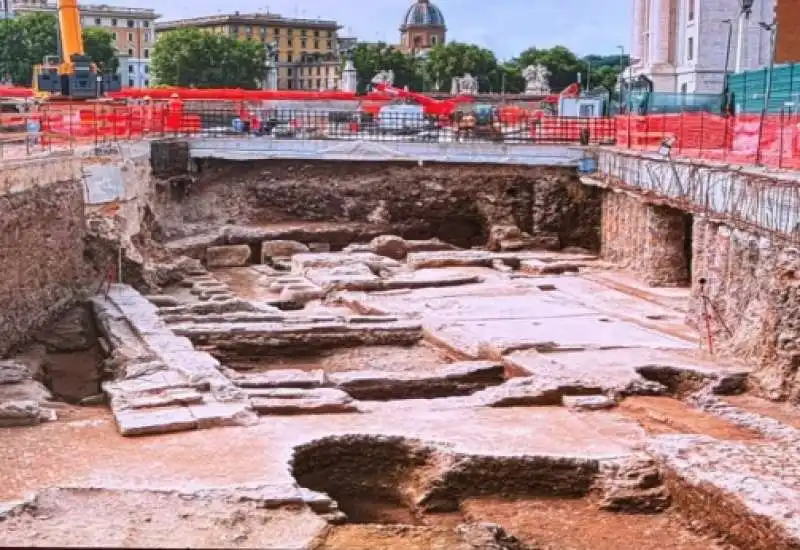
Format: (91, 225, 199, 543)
(166, 92, 184, 133)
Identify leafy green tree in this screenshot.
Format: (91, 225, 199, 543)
(83, 27, 119, 75)
(423, 42, 500, 92)
(151, 28, 267, 88)
(350, 42, 422, 93)
(0, 13, 119, 85)
(511, 46, 583, 92)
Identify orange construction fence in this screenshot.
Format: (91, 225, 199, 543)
(617, 112, 800, 171)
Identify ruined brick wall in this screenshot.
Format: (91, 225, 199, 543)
(687, 218, 800, 402)
(0, 167, 87, 356)
(152, 158, 601, 250)
(600, 190, 689, 286)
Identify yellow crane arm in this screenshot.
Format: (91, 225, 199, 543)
(58, 0, 85, 66)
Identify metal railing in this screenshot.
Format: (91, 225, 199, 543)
(0, 105, 619, 161)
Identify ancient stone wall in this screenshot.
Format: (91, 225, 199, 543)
(152, 158, 601, 251)
(0, 159, 87, 356)
(600, 190, 689, 286)
(687, 218, 800, 402)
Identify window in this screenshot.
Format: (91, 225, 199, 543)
(144, 65, 149, 74)
(301, 29, 307, 37)
(127, 48, 133, 56)
(314, 39, 319, 49)
(143, 21, 149, 28)
(687, 37, 694, 61)
(127, 19, 134, 28)
(94, 17, 101, 25)
(287, 80, 293, 89)
(144, 49, 149, 58)
(143, 30, 151, 42)
(287, 52, 293, 62)
(431, 35, 437, 45)
(144, 79, 149, 87)
(128, 65, 134, 73)
(315, 78, 321, 89)
(327, 39, 332, 49)
(287, 68, 293, 76)
(128, 78, 134, 87)
(688, 0, 695, 21)
(314, 30, 319, 37)
(111, 18, 117, 26)
(273, 28, 280, 35)
(301, 39, 307, 48)
(127, 32, 133, 41)
(681, 83, 688, 94)
(112, 32, 117, 40)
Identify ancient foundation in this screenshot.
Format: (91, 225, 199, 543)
(4, 141, 800, 549)
(0, 157, 87, 355)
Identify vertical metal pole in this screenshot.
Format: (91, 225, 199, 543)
(756, 22, 777, 166)
(735, 11, 747, 73)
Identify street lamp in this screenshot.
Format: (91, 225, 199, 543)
(756, 19, 777, 165)
(734, 0, 755, 73)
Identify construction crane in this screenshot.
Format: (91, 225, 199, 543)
(32, 0, 120, 100)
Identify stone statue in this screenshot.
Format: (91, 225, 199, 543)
(371, 70, 395, 87)
(262, 41, 279, 91)
(450, 73, 478, 95)
(341, 57, 357, 93)
(458, 73, 478, 95)
(523, 64, 551, 96)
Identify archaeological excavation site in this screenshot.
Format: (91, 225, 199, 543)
(3, 138, 800, 550)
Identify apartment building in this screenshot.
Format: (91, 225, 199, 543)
(156, 12, 342, 90)
(628, 0, 776, 94)
(11, 0, 159, 88)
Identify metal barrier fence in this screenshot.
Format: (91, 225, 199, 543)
(615, 109, 800, 171)
(0, 104, 618, 161)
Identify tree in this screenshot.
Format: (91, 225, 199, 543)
(350, 43, 422, 93)
(0, 13, 119, 85)
(423, 42, 500, 92)
(83, 27, 118, 75)
(151, 28, 267, 88)
(511, 46, 583, 92)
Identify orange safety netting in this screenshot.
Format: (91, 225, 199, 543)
(616, 112, 800, 171)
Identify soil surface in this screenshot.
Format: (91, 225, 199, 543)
(460, 498, 731, 550)
(617, 397, 761, 440)
(227, 342, 455, 374)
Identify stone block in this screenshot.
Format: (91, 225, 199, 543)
(261, 240, 310, 262)
(563, 395, 617, 411)
(249, 388, 358, 415)
(206, 245, 251, 268)
(0, 401, 44, 427)
(0, 361, 30, 385)
(233, 369, 326, 389)
(370, 235, 408, 260)
(188, 401, 259, 429)
(114, 406, 198, 436)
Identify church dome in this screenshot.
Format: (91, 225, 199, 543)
(402, 0, 445, 28)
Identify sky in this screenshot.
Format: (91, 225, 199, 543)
(137, 0, 632, 60)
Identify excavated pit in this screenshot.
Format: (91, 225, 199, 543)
(292, 435, 733, 550)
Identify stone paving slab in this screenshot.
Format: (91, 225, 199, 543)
(249, 388, 358, 415)
(328, 361, 504, 400)
(92, 285, 257, 436)
(231, 369, 327, 389)
(426, 316, 695, 360)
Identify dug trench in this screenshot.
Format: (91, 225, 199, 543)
(292, 435, 733, 550)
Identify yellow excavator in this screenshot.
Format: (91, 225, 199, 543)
(32, 0, 120, 99)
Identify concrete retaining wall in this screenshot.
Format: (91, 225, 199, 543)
(0, 157, 87, 355)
